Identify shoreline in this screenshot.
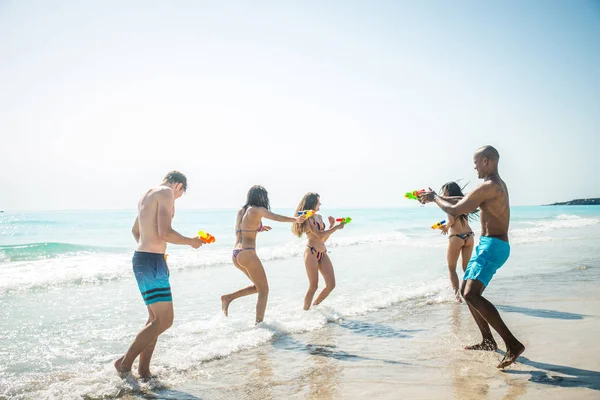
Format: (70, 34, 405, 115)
(120, 274, 600, 400)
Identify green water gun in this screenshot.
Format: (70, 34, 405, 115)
(336, 217, 352, 224)
(404, 189, 426, 200)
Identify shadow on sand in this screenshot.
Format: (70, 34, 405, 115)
(135, 389, 203, 400)
(337, 320, 424, 339)
(102, 379, 204, 400)
(503, 353, 600, 391)
(272, 334, 407, 365)
(496, 305, 586, 320)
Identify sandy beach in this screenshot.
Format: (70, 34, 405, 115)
(118, 265, 600, 400)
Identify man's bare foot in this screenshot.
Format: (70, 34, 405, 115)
(114, 357, 131, 377)
(113, 357, 131, 377)
(138, 366, 153, 381)
(139, 373, 157, 383)
(497, 342, 525, 369)
(221, 295, 231, 317)
(464, 340, 498, 351)
(451, 289, 463, 303)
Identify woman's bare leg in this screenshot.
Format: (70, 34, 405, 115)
(221, 255, 258, 316)
(304, 249, 319, 310)
(227, 251, 269, 323)
(447, 237, 464, 301)
(313, 253, 335, 307)
(461, 236, 475, 273)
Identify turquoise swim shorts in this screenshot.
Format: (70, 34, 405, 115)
(463, 236, 510, 287)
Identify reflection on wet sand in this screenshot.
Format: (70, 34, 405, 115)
(450, 304, 490, 400)
(304, 328, 343, 400)
(245, 345, 275, 400)
(449, 303, 529, 400)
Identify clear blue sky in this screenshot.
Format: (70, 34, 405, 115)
(1, 0, 599, 210)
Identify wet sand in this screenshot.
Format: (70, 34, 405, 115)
(123, 274, 600, 400)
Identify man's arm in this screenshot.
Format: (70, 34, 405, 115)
(157, 189, 200, 246)
(424, 184, 490, 217)
(418, 189, 463, 205)
(436, 195, 463, 205)
(132, 216, 140, 243)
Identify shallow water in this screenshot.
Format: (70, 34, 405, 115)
(1, 206, 599, 399)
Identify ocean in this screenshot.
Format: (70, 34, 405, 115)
(1, 205, 599, 399)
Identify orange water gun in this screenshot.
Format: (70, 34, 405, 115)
(198, 230, 216, 244)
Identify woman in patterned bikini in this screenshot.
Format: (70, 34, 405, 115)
(292, 192, 345, 310)
(438, 181, 478, 301)
(221, 185, 305, 323)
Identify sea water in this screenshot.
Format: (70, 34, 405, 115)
(1, 206, 599, 399)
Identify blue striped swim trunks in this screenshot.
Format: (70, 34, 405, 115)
(132, 251, 172, 305)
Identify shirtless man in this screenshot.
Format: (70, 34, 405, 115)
(419, 146, 525, 368)
(114, 171, 203, 380)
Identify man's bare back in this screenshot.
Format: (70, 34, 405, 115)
(132, 180, 201, 253)
(477, 177, 510, 242)
(137, 186, 172, 254)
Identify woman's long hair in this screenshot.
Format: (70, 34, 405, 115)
(292, 192, 319, 238)
(235, 185, 271, 241)
(440, 181, 479, 223)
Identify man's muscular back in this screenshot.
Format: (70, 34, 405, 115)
(479, 177, 510, 241)
(137, 186, 173, 253)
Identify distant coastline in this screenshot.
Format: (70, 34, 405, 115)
(544, 198, 600, 206)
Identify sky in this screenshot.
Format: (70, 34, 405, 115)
(1, 0, 599, 210)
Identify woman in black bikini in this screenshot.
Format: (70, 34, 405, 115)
(292, 192, 345, 310)
(221, 185, 305, 323)
(438, 182, 478, 301)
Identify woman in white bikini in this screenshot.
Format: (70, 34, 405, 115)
(292, 192, 345, 310)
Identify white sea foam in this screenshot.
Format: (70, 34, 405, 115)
(0, 231, 434, 295)
(510, 214, 600, 244)
(0, 279, 449, 400)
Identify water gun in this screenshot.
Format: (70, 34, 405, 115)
(336, 217, 352, 224)
(198, 230, 216, 244)
(297, 210, 314, 217)
(404, 189, 426, 200)
(431, 220, 446, 230)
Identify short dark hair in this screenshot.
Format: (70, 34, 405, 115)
(163, 170, 187, 192)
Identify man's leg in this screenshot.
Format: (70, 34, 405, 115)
(463, 279, 525, 368)
(460, 280, 497, 350)
(115, 301, 174, 375)
(138, 306, 158, 380)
